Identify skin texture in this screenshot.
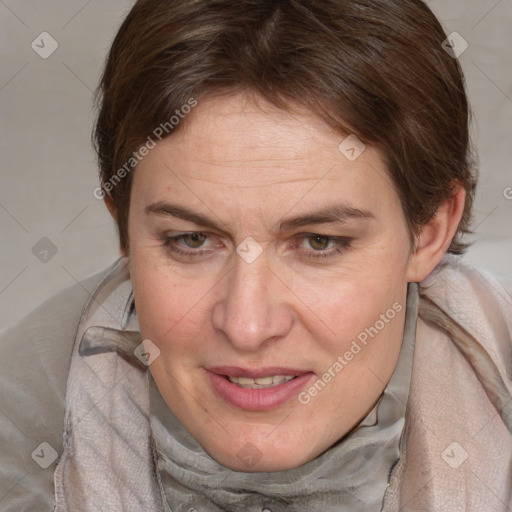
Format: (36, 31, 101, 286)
(116, 91, 465, 472)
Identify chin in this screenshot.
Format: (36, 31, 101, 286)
(203, 433, 318, 473)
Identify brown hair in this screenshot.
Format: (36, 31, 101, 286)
(93, 0, 477, 254)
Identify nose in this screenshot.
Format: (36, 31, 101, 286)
(211, 251, 293, 352)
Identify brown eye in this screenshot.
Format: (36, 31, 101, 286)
(182, 233, 207, 248)
(307, 235, 330, 251)
(294, 234, 353, 261)
(162, 232, 219, 260)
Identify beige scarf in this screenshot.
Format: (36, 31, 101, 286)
(54, 255, 512, 511)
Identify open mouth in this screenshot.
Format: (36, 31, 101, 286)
(225, 375, 297, 389)
(207, 367, 314, 410)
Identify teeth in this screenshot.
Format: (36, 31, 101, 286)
(228, 375, 296, 389)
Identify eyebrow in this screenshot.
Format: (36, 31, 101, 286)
(145, 201, 375, 233)
(277, 204, 375, 231)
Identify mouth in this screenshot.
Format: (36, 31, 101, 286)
(226, 374, 297, 389)
(206, 366, 314, 410)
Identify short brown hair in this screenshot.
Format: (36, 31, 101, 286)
(94, 0, 477, 254)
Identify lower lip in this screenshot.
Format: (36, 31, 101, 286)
(207, 371, 315, 411)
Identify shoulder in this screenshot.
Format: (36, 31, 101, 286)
(419, 253, 512, 312)
(397, 256, 512, 506)
(0, 261, 118, 511)
(418, 253, 512, 355)
(418, 253, 512, 425)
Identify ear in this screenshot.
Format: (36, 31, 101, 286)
(406, 183, 466, 283)
(103, 194, 129, 258)
(103, 193, 117, 220)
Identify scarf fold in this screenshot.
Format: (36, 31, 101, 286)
(54, 259, 164, 512)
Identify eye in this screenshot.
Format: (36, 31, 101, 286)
(297, 234, 352, 260)
(161, 231, 352, 263)
(162, 232, 214, 259)
(179, 233, 207, 248)
(306, 235, 332, 251)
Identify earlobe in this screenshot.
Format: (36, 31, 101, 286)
(406, 184, 466, 283)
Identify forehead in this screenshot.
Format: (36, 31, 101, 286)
(177, 93, 340, 164)
(132, 92, 398, 221)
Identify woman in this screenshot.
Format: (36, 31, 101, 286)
(1, 0, 511, 510)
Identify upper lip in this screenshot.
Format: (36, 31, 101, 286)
(208, 366, 312, 379)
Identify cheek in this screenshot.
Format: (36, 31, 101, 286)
(314, 282, 404, 352)
(299, 252, 408, 355)
(130, 261, 213, 353)
(302, 236, 405, 297)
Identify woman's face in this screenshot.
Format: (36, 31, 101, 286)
(127, 92, 417, 472)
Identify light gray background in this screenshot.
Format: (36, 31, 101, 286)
(1, 0, 511, 334)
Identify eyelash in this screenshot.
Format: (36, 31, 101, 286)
(161, 233, 353, 261)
